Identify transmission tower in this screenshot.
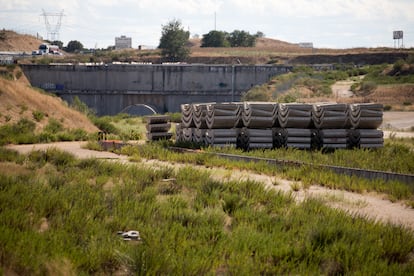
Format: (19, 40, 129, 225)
(41, 9, 64, 41)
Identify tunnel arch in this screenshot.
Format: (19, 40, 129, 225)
(119, 104, 158, 116)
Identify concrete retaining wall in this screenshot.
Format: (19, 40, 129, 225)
(21, 64, 291, 115)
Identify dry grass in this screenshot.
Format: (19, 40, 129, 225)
(0, 30, 44, 52)
(0, 69, 99, 133)
(0, 162, 30, 176)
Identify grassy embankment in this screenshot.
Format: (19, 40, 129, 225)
(243, 57, 414, 111)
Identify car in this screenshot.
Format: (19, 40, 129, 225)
(117, 230, 141, 241)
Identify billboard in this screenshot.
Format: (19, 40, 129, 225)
(393, 31, 403, 40)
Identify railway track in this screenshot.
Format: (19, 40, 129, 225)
(169, 147, 414, 185)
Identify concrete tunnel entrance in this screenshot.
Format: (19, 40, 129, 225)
(120, 104, 158, 116)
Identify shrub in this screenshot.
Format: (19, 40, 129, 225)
(18, 104, 28, 114)
(393, 59, 405, 72)
(15, 71, 22, 80)
(92, 116, 118, 134)
(384, 105, 392, 111)
(32, 110, 45, 122)
(360, 81, 377, 93)
(71, 96, 94, 116)
(278, 93, 297, 103)
(44, 118, 63, 134)
(242, 86, 270, 101)
(167, 112, 181, 123)
(37, 132, 57, 143)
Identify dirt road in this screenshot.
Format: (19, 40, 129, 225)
(7, 141, 414, 231)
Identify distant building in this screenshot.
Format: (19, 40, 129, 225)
(298, 42, 314, 49)
(115, 35, 132, 50)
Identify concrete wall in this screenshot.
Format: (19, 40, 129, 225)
(21, 64, 291, 115)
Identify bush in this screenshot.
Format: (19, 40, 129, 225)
(360, 81, 377, 93)
(242, 86, 270, 101)
(44, 118, 63, 134)
(92, 116, 118, 134)
(32, 110, 45, 122)
(384, 105, 392, 111)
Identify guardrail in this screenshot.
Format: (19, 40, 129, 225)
(169, 147, 414, 185)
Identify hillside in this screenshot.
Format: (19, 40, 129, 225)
(0, 30, 44, 52)
(0, 66, 99, 133)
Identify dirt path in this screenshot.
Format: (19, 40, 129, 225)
(332, 79, 414, 137)
(7, 142, 414, 231)
(331, 80, 355, 99)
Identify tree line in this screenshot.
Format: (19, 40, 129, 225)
(47, 19, 264, 61)
(159, 19, 264, 61)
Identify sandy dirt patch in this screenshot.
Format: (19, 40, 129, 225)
(382, 112, 414, 131)
(331, 80, 355, 98)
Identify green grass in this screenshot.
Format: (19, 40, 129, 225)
(1, 147, 414, 274)
(118, 141, 414, 204)
(0, 118, 91, 145)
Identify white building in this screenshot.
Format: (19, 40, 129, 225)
(115, 35, 132, 50)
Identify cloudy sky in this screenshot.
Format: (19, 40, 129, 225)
(1, 0, 413, 49)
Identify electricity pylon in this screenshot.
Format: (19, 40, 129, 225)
(41, 9, 64, 41)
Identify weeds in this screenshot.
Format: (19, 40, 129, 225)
(116, 142, 414, 203)
(32, 110, 45, 122)
(1, 147, 414, 274)
(0, 118, 92, 145)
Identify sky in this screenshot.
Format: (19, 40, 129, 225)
(1, 0, 413, 49)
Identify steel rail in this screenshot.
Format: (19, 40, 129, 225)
(169, 147, 414, 184)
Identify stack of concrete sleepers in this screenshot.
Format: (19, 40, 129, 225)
(284, 128, 313, 149)
(193, 128, 207, 145)
(317, 129, 349, 149)
(278, 103, 313, 129)
(176, 101, 384, 150)
(349, 103, 383, 129)
(175, 123, 184, 142)
(238, 102, 279, 150)
(242, 102, 278, 128)
(348, 103, 384, 148)
(312, 103, 349, 129)
(204, 103, 243, 147)
(311, 103, 349, 149)
(238, 128, 274, 150)
(205, 128, 240, 147)
(272, 128, 288, 148)
(193, 103, 211, 129)
(348, 129, 384, 148)
(145, 115, 172, 141)
(181, 104, 195, 128)
(277, 104, 313, 149)
(358, 129, 384, 148)
(206, 103, 243, 129)
(181, 127, 195, 143)
(192, 103, 210, 145)
(177, 104, 197, 144)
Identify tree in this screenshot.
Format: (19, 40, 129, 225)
(66, 40, 83, 53)
(255, 31, 265, 38)
(158, 19, 190, 62)
(201, 30, 230, 47)
(228, 30, 257, 47)
(51, 40, 64, 49)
